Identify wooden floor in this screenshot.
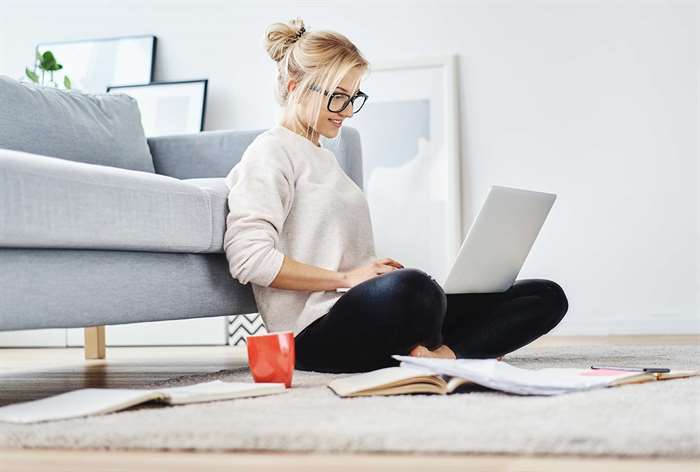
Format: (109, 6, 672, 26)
(1, 335, 698, 471)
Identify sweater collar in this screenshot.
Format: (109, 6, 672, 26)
(274, 125, 327, 152)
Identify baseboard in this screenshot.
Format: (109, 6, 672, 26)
(549, 316, 700, 336)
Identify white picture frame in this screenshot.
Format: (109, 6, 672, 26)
(349, 55, 463, 284)
(107, 80, 208, 137)
(36, 35, 156, 93)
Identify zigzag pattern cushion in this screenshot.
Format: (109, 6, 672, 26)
(228, 314, 267, 346)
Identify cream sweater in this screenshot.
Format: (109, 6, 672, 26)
(223, 125, 377, 336)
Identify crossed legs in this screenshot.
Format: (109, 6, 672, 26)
(294, 268, 569, 373)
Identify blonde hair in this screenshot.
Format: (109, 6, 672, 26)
(264, 18, 369, 141)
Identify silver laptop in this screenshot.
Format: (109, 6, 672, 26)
(336, 185, 555, 294)
(440, 185, 556, 294)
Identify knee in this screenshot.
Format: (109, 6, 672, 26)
(384, 268, 446, 334)
(541, 280, 569, 325)
(391, 268, 445, 308)
(515, 278, 568, 318)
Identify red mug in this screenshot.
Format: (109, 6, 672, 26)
(246, 331, 295, 388)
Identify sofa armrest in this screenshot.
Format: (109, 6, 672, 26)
(146, 126, 365, 189)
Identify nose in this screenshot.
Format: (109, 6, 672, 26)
(338, 104, 353, 119)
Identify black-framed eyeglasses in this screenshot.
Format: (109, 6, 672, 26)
(309, 84, 369, 115)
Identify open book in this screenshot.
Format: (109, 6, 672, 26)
(328, 365, 475, 397)
(0, 380, 286, 424)
(327, 357, 699, 397)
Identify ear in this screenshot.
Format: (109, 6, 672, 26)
(287, 79, 298, 94)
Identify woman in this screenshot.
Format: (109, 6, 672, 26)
(224, 18, 569, 374)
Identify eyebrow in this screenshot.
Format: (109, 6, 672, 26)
(336, 86, 360, 95)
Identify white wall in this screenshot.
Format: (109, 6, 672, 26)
(1, 0, 698, 335)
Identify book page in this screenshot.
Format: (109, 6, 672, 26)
(0, 388, 162, 424)
(655, 369, 700, 380)
(445, 376, 477, 393)
(157, 380, 287, 404)
(328, 366, 442, 397)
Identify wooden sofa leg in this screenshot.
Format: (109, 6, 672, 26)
(84, 326, 106, 359)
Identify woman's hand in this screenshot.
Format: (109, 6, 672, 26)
(341, 257, 404, 288)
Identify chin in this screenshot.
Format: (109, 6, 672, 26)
(320, 126, 341, 139)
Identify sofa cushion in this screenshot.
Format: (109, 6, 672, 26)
(0, 148, 226, 253)
(0, 74, 154, 173)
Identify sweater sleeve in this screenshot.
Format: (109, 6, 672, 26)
(223, 139, 294, 286)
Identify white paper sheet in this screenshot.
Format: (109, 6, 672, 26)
(0, 380, 287, 423)
(0, 389, 160, 424)
(158, 380, 287, 404)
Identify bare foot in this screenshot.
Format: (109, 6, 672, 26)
(431, 344, 457, 359)
(409, 344, 456, 359)
(408, 344, 432, 357)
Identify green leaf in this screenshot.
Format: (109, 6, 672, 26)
(40, 51, 57, 70)
(25, 67, 39, 83)
(64, 75, 72, 89)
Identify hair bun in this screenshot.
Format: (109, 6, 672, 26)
(264, 18, 306, 63)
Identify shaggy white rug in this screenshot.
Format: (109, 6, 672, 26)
(0, 342, 698, 458)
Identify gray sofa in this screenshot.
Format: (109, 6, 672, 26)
(0, 75, 364, 359)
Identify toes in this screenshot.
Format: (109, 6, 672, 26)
(410, 345, 431, 357)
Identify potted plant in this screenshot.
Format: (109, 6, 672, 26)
(23, 50, 72, 89)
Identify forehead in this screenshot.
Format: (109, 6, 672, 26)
(336, 70, 363, 93)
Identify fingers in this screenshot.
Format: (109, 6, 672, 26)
(378, 257, 405, 269)
(376, 265, 396, 275)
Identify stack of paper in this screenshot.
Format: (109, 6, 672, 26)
(391, 355, 665, 395)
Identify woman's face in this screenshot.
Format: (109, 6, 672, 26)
(294, 67, 364, 141)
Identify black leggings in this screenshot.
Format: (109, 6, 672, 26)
(294, 268, 569, 373)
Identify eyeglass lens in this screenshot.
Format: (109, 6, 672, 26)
(329, 93, 366, 114)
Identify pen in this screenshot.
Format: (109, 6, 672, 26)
(590, 365, 670, 373)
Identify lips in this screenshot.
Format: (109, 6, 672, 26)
(329, 118, 342, 128)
